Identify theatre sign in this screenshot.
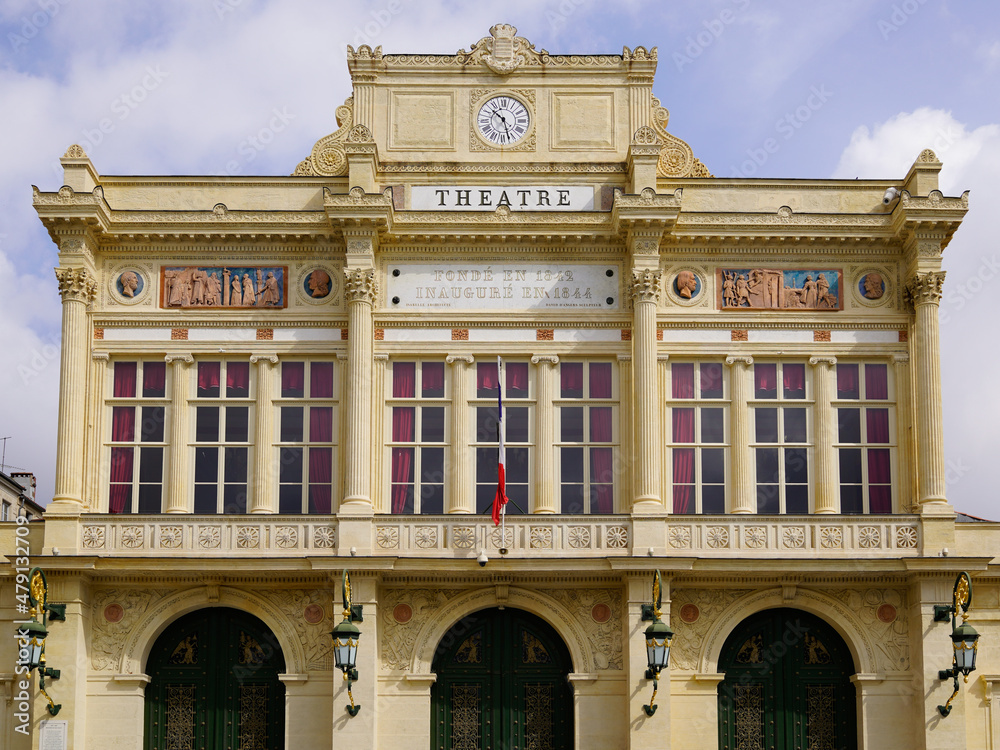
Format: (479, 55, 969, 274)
(409, 185, 596, 211)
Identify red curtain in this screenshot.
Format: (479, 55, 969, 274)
(227, 362, 250, 393)
(836, 364, 859, 398)
(310, 363, 334, 398)
(560, 363, 583, 396)
(393, 406, 414, 442)
(700, 363, 723, 398)
(281, 362, 304, 396)
(672, 363, 694, 399)
(308, 447, 332, 514)
(114, 362, 137, 397)
(198, 362, 220, 392)
(390, 448, 413, 513)
(394, 362, 416, 398)
(506, 362, 528, 395)
(672, 408, 695, 443)
(589, 363, 612, 399)
(590, 407, 613, 442)
(111, 407, 135, 442)
(591, 447, 613, 513)
(754, 364, 777, 395)
(868, 448, 892, 513)
(310, 407, 333, 442)
(672, 448, 695, 514)
(421, 362, 445, 396)
(109, 447, 133, 513)
(865, 364, 888, 400)
(476, 361, 498, 392)
(783, 363, 805, 394)
(142, 362, 166, 396)
(867, 409, 890, 443)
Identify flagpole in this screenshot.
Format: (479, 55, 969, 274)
(498, 356, 508, 556)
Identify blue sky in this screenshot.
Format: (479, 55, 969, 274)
(1, 0, 998, 517)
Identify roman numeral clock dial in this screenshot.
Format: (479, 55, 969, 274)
(476, 96, 530, 146)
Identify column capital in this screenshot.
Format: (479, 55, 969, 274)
(446, 354, 475, 366)
(619, 354, 634, 363)
(725, 355, 754, 368)
(629, 268, 662, 304)
(164, 353, 194, 365)
(893, 354, 910, 364)
(530, 354, 559, 367)
(92, 351, 110, 362)
(249, 353, 279, 365)
(374, 353, 390, 362)
(905, 271, 946, 306)
(344, 267, 378, 305)
(54, 266, 97, 303)
(808, 356, 838, 368)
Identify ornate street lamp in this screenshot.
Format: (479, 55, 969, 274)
(331, 570, 364, 717)
(640, 570, 674, 716)
(934, 571, 980, 717)
(19, 568, 65, 716)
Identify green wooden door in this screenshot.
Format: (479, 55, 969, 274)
(144, 607, 286, 750)
(718, 608, 856, 750)
(432, 608, 573, 750)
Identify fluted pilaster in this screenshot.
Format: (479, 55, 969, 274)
(531, 355, 560, 514)
(371, 354, 388, 512)
(630, 269, 662, 510)
(250, 354, 278, 513)
(446, 355, 475, 514)
(164, 354, 194, 513)
(85, 352, 110, 510)
(893, 354, 914, 512)
(809, 356, 838, 514)
(726, 356, 754, 514)
(342, 268, 377, 509)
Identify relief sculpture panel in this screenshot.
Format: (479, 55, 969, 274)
(718, 268, 842, 311)
(160, 266, 287, 309)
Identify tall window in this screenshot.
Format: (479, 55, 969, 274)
(109, 360, 167, 513)
(557, 362, 617, 514)
(836, 363, 893, 514)
(193, 361, 251, 514)
(669, 362, 726, 514)
(752, 362, 809, 514)
(389, 361, 447, 514)
(277, 361, 338, 513)
(474, 360, 530, 515)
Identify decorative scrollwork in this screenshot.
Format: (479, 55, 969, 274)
(344, 268, 378, 305)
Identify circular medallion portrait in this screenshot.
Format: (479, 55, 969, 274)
(673, 269, 702, 300)
(116, 270, 145, 299)
(859, 272, 885, 300)
(304, 269, 332, 299)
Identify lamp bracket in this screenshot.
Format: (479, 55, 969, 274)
(933, 605, 954, 623)
(347, 668, 359, 681)
(47, 603, 66, 622)
(42, 668, 60, 680)
(640, 604, 656, 622)
(644, 668, 657, 680)
(939, 668, 957, 681)
(348, 604, 363, 623)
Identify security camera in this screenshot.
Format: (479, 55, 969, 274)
(882, 187, 900, 205)
(477, 550, 488, 567)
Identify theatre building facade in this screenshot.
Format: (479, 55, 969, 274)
(4, 24, 999, 750)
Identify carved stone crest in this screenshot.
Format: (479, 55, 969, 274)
(457, 25, 545, 75)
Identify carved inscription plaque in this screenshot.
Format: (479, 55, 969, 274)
(717, 268, 842, 311)
(160, 266, 287, 309)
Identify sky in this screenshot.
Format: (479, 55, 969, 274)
(1, 0, 998, 518)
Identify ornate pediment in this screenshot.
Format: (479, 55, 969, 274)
(650, 96, 712, 178)
(456, 24, 546, 75)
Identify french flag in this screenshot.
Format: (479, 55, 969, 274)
(491, 356, 508, 526)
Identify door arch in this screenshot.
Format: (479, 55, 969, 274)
(718, 608, 856, 750)
(144, 607, 286, 750)
(432, 607, 574, 750)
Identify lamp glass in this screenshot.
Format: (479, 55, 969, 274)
(644, 619, 673, 672)
(333, 635, 358, 672)
(953, 627, 979, 675)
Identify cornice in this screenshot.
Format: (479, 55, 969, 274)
(657, 320, 908, 331)
(93, 319, 349, 328)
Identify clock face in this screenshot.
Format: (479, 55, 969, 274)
(476, 96, 530, 146)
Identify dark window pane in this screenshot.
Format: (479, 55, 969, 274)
(139, 447, 163, 482)
(591, 447, 614, 484)
(785, 448, 809, 484)
(476, 407, 500, 442)
(197, 361, 220, 398)
(756, 448, 779, 482)
(282, 362, 306, 398)
(226, 362, 250, 398)
(841, 485, 863, 514)
(475, 484, 495, 515)
(561, 484, 585, 515)
(507, 407, 529, 443)
(393, 406, 415, 443)
(137, 484, 161, 513)
(839, 449, 863, 484)
(142, 362, 166, 398)
(140, 406, 165, 443)
(786, 485, 808, 514)
(782, 363, 806, 399)
(838, 408, 861, 444)
(280, 407, 304, 443)
(505, 484, 527, 515)
(195, 407, 219, 443)
(756, 485, 780, 514)
(422, 407, 445, 443)
(755, 409, 778, 443)
(867, 408, 890, 444)
(194, 485, 216, 514)
(703, 485, 725, 514)
(506, 362, 529, 398)
(111, 406, 136, 442)
(561, 362, 584, 398)
(702, 408, 724, 443)
(672, 363, 695, 399)
(561, 407, 584, 442)
(784, 408, 807, 443)
(561, 447, 584, 483)
(421, 362, 445, 398)
(475, 447, 495, 482)
(506, 447, 529, 483)
(589, 363, 612, 399)
(310, 362, 335, 398)
(279, 447, 303, 484)
(865, 363, 889, 400)
(754, 363, 778, 399)
(421, 485, 444, 514)
(421, 447, 444, 484)
(672, 408, 695, 443)
(224, 447, 248, 482)
(391, 485, 414, 515)
(310, 406, 333, 442)
(194, 448, 218, 483)
(279, 485, 302, 514)
(226, 407, 249, 443)
(702, 449, 725, 484)
(700, 363, 724, 399)
(223, 484, 247, 514)
(837, 364, 860, 399)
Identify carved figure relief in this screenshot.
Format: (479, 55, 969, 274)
(668, 588, 752, 671)
(306, 269, 331, 298)
(674, 269, 701, 300)
(92, 588, 166, 670)
(161, 266, 287, 309)
(260, 589, 333, 671)
(718, 268, 842, 311)
(830, 588, 909, 671)
(541, 588, 623, 670)
(380, 587, 465, 670)
(860, 272, 885, 300)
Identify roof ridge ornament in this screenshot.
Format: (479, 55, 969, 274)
(649, 96, 713, 178)
(294, 95, 354, 176)
(457, 24, 547, 75)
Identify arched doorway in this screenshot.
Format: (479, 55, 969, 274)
(432, 608, 574, 750)
(718, 608, 856, 750)
(144, 607, 286, 750)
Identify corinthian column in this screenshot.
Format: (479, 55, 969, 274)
(164, 354, 194, 513)
(907, 271, 947, 507)
(531, 355, 559, 514)
(630, 269, 663, 511)
(51, 267, 97, 511)
(250, 353, 278, 513)
(342, 268, 377, 510)
(809, 356, 838, 514)
(725, 356, 754, 514)
(446, 355, 474, 514)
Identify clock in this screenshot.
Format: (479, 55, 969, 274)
(476, 95, 530, 146)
